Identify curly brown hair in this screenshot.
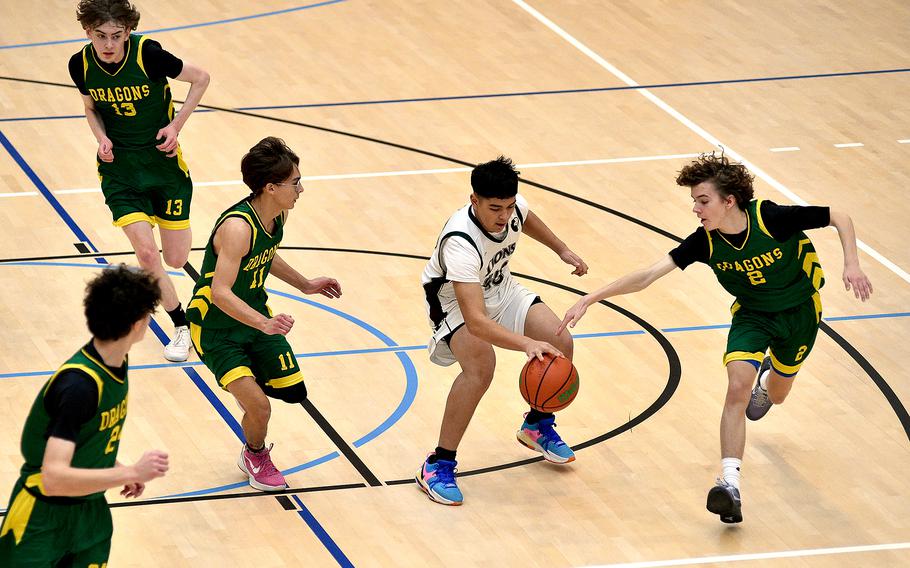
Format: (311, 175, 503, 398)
(76, 0, 140, 31)
(676, 152, 754, 210)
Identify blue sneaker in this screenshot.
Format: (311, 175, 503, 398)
(516, 414, 576, 464)
(416, 455, 463, 506)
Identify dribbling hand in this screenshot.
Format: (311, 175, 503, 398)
(524, 339, 563, 362)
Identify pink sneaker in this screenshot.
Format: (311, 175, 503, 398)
(237, 443, 287, 491)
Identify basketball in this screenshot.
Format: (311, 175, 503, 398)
(519, 354, 580, 412)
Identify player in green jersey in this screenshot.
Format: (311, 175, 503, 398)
(0, 265, 169, 566)
(70, 0, 210, 363)
(557, 153, 872, 524)
(186, 137, 342, 491)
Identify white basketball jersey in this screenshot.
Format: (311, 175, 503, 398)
(422, 194, 529, 329)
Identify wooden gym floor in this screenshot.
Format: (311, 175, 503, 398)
(1, 1, 909, 566)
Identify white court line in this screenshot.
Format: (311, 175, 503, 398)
(0, 153, 697, 197)
(834, 142, 864, 148)
(769, 146, 800, 152)
(899, 139, 910, 144)
(512, 0, 910, 286)
(584, 541, 910, 567)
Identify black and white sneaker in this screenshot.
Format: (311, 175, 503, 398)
(746, 356, 773, 421)
(706, 478, 743, 524)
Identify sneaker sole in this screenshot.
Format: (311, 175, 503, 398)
(706, 486, 743, 523)
(237, 458, 287, 492)
(516, 432, 576, 464)
(414, 474, 462, 506)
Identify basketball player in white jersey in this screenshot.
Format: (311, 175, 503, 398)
(416, 156, 588, 505)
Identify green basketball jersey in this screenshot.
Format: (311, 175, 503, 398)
(81, 34, 174, 149)
(187, 198, 284, 329)
(708, 199, 825, 311)
(18, 343, 129, 501)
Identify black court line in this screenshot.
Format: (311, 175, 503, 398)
(302, 399, 383, 487)
(275, 495, 297, 511)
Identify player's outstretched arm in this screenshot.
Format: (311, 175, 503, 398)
(270, 254, 342, 299)
(156, 62, 210, 157)
(454, 282, 562, 361)
(41, 438, 168, 498)
(557, 255, 678, 334)
(828, 210, 873, 301)
(522, 210, 588, 276)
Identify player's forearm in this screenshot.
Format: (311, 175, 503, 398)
(524, 215, 569, 255)
(829, 210, 861, 268)
(464, 317, 531, 352)
(84, 108, 108, 142)
(211, 288, 269, 331)
(170, 72, 210, 132)
(42, 463, 136, 497)
(584, 268, 656, 306)
(269, 255, 308, 290)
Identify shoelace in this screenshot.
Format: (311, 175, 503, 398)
(752, 385, 771, 408)
(432, 461, 457, 486)
(172, 327, 190, 347)
(536, 419, 566, 447)
(251, 444, 281, 477)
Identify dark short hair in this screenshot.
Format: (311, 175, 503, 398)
(240, 137, 301, 197)
(84, 265, 160, 340)
(76, 0, 140, 31)
(471, 156, 519, 199)
(676, 152, 755, 210)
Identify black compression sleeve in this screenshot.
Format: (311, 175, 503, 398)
(759, 201, 831, 241)
(668, 228, 709, 269)
(43, 371, 98, 442)
(68, 52, 89, 95)
(141, 39, 184, 80)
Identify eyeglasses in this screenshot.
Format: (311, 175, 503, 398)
(275, 180, 303, 193)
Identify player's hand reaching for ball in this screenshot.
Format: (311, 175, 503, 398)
(262, 313, 294, 335)
(523, 339, 563, 362)
(557, 297, 590, 335)
(97, 136, 114, 162)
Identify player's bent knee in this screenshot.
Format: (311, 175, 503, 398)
(162, 249, 189, 269)
(134, 244, 162, 268)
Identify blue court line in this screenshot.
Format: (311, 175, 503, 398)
(0, 0, 346, 50)
(0, 128, 243, 442)
(0, 132, 357, 560)
(292, 495, 355, 568)
(3, 310, 908, 380)
(3, 68, 909, 124)
(3, 260, 184, 277)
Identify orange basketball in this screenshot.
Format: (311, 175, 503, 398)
(519, 354, 580, 412)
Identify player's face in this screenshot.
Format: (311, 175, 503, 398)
(471, 194, 516, 233)
(87, 21, 129, 63)
(690, 181, 735, 231)
(272, 166, 303, 210)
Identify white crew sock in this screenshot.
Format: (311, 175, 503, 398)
(722, 457, 742, 489)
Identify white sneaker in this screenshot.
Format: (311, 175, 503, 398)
(164, 325, 191, 362)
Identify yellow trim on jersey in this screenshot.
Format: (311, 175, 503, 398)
(189, 323, 204, 355)
(114, 212, 155, 228)
(754, 199, 773, 237)
(246, 203, 275, 239)
(730, 300, 742, 316)
(0, 475, 43, 545)
(723, 350, 765, 367)
(770, 350, 804, 375)
(90, 34, 132, 77)
(175, 144, 190, 177)
(717, 209, 751, 251)
(82, 47, 89, 83)
(195, 286, 212, 302)
(812, 291, 822, 323)
(266, 371, 304, 389)
(204, 271, 215, 278)
(45, 364, 105, 405)
(80, 349, 126, 385)
(153, 216, 191, 230)
(706, 229, 714, 259)
(136, 35, 149, 78)
(219, 366, 254, 389)
(797, 238, 811, 258)
(215, 211, 258, 250)
(188, 297, 210, 320)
